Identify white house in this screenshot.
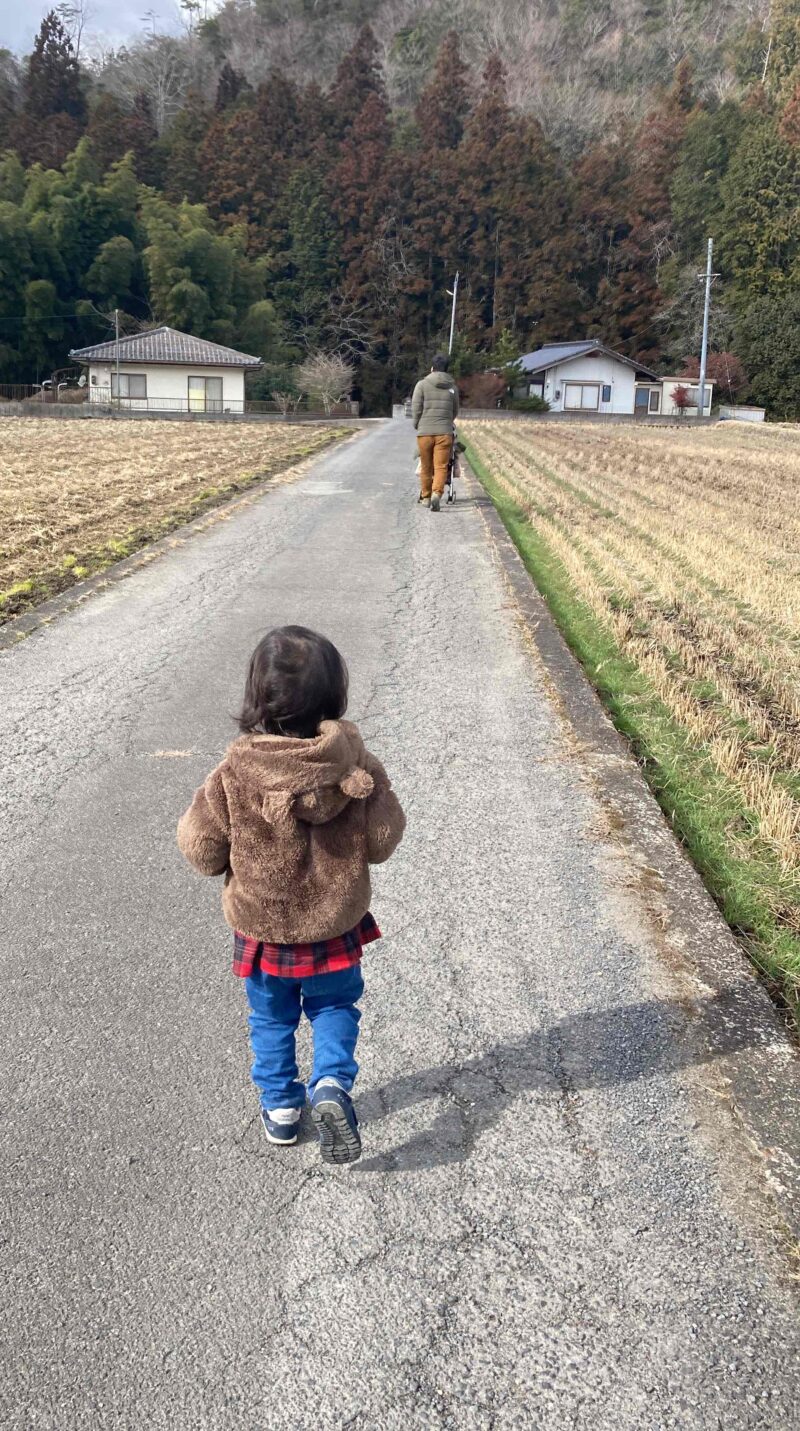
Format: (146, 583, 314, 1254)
(518, 341, 660, 415)
(517, 341, 714, 418)
(69, 326, 262, 413)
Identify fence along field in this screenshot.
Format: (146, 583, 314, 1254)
(463, 419, 800, 1021)
(0, 418, 342, 622)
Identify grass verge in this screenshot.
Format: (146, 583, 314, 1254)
(465, 438, 800, 1028)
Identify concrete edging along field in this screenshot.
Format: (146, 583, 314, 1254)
(465, 458, 800, 1244)
(0, 401, 375, 426)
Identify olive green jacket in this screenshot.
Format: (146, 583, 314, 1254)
(411, 370, 460, 434)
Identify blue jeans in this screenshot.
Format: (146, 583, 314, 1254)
(244, 963, 364, 1110)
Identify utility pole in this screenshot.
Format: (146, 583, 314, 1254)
(698, 238, 713, 421)
(115, 307, 120, 407)
(447, 271, 460, 358)
(491, 224, 500, 331)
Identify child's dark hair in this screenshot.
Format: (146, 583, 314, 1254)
(237, 626, 349, 739)
(431, 353, 449, 371)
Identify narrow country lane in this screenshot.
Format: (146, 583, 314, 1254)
(1, 419, 798, 1429)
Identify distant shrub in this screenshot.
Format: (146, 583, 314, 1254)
(508, 394, 550, 413)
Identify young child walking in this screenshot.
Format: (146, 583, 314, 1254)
(177, 625, 405, 1165)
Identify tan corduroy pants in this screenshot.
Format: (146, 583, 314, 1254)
(417, 433, 453, 498)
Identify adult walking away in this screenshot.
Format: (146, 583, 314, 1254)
(412, 353, 459, 511)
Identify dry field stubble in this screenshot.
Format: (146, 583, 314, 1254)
(463, 418, 800, 1013)
(0, 417, 343, 621)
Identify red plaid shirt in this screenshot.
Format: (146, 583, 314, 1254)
(233, 912, 381, 979)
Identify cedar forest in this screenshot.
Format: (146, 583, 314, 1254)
(0, 1, 799, 415)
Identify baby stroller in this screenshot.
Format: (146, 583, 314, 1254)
(445, 424, 465, 504)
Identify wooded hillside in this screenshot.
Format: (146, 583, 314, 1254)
(0, 2, 798, 415)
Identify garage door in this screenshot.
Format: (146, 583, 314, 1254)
(564, 382, 600, 410)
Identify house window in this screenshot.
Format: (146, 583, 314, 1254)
(111, 372, 147, 399)
(564, 381, 600, 411)
(601, 384, 612, 403)
(685, 387, 700, 407)
(648, 389, 661, 413)
(188, 376, 223, 413)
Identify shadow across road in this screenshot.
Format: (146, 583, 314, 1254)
(351, 985, 780, 1174)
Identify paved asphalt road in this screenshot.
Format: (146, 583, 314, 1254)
(1, 420, 799, 1429)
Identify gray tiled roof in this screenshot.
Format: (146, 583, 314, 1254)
(519, 341, 658, 381)
(69, 325, 263, 368)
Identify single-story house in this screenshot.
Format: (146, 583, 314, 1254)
(69, 326, 262, 413)
(517, 341, 713, 417)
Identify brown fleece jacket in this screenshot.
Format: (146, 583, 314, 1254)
(177, 719, 405, 944)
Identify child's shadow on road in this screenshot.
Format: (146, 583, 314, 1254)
(352, 985, 777, 1174)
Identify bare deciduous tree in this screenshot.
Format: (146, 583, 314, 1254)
(296, 352, 355, 414)
(321, 291, 375, 361)
(56, 0, 93, 60)
(271, 389, 301, 415)
(100, 36, 189, 133)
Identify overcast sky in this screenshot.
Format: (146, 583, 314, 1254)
(0, 0, 192, 56)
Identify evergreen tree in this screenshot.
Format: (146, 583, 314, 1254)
(0, 196, 32, 328)
(162, 89, 212, 204)
(83, 234, 139, 309)
(126, 93, 161, 188)
(202, 72, 304, 253)
(237, 297, 282, 361)
(21, 277, 64, 378)
(273, 164, 340, 351)
(215, 63, 249, 113)
(0, 148, 26, 203)
(719, 116, 800, 303)
(0, 49, 20, 150)
(670, 103, 746, 265)
(581, 65, 696, 360)
(455, 57, 580, 345)
(414, 31, 469, 150)
(329, 89, 392, 288)
(328, 25, 384, 139)
(140, 190, 268, 338)
(736, 291, 800, 418)
(88, 92, 160, 186)
(14, 10, 86, 168)
(86, 94, 128, 175)
(767, 0, 800, 102)
(779, 79, 800, 145)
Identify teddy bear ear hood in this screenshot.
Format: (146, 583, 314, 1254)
(228, 719, 374, 825)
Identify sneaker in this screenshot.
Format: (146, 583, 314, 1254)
(310, 1080, 361, 1165)
(418, 492, 430, 506)
(261, 1107, 301, 1146)
(430, 493, 441, 512)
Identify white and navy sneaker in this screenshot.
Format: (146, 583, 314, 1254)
(261, 1107, 301, 1146)
(310, 1079, 361, 1165)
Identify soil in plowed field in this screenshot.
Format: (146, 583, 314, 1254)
(0, 417, 343, 621)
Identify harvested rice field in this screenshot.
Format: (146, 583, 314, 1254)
(463, 418, 800, 1019)
(0, 417, 344, 622)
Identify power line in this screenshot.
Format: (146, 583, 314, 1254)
(0, 311, 110, 326)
